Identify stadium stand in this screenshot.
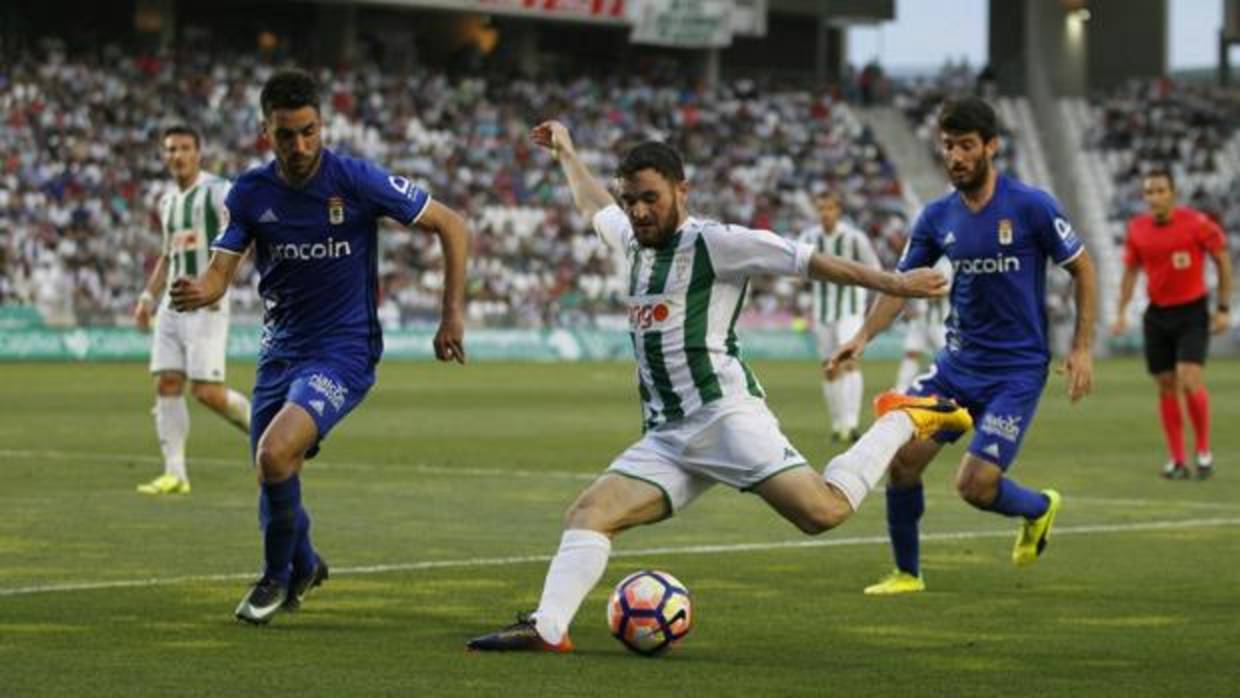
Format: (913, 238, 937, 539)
(0, 43, 913, 330)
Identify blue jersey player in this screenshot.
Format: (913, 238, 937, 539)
(828, 97, 1097, 594)
(169, 70, 470, 623)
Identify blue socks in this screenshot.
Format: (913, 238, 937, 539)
(292, 507, 317, 577)
(985, 478, 1049, 519)
(886, 485, 924, 577)
(260, 475, 305, 586)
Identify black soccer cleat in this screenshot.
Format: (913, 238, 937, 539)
(284, 556, 329, 611)
(466, 613, 574, 653)
(235, 577, 288, 625)
(1161, 462, 1191, 480)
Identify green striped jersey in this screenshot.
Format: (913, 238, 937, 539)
(593, 205, 814, 431)
(157, 171, 231, 308)
(796, 221, 880, 325)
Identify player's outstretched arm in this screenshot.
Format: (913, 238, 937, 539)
(1062, 250, 1097, 402)
(530, 120, 615, 221)
(827, 293, 908, 374)
(133, 254, 168, 331)
(414, 199, 469, 364)
(168, 250, 242, 312)
(806, 253, 947, 299)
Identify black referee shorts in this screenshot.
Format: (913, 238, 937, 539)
(1142, 296, 1210, 374)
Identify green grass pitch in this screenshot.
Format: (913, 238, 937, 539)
(1, 358, 1237, 697)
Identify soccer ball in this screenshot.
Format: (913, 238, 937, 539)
(606, 570, 692, 656)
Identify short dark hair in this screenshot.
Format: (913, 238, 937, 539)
(618, 141, 685, 183)
(1144, 167, 1176, 191)
(162, 125, 200, 149)
(938, 96, 999, 141)
(260, 69, 320, 117)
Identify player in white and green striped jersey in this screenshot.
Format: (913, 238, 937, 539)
(895, 257, 954, 392)
(467, 121, 971, 654)
(132, 126, 251, 496)
(797, 192, 882, 443)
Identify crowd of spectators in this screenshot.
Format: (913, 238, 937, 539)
(1083, 78, 1240, 247)
(0, 41, 914, 330)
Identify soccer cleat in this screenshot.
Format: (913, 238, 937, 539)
(235, 577, 288, 625)
(1161, 461, 1191, 480)
(873, 391, 972, 440)
(1195, 453, 1214, 480)
(283, 557, 329, 611)
(847, 427, 862, 443)
(1012, 489, 1062, 567)
(466, 613, 574, 653)
(863, 570, 925, 595)
(136, 473, 190, 495)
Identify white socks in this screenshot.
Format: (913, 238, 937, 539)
(841, 370, 863, 431)
(895, 357, 920, 393)
(531, 529, 612, 644)
(823, 411, 915, 510)
(225, 389, 252, 433)
(821, 381, 841, 432)
(155, 396, 189, 482)
(825, 372, 863, 433)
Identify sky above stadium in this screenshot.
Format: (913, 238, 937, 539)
(846, 0, 1224, 74)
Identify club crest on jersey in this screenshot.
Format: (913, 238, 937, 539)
(1172, 251, 1191, 269)
(997, 219, 1013, 245)
(328, 196, 345, 225)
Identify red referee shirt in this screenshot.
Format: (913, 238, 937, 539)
(1124, 206, 1226, 307)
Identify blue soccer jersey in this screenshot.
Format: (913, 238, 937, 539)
(898, 175, 1083, 371)
(213, 148, 430, 365)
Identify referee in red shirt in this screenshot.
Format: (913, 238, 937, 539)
(1111, 169, 1232, 479)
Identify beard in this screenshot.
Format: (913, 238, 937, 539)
(633, 201, 685, 248)
(949, 157, 990, 193)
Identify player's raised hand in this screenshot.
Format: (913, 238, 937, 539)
(530, 121, 575, 160)
(1058, 346, 1094, 403)
(827, 335, 868, 376)
(433, 311, 466, 365)
(896, 268, 949, 298)
(168, 276, 208, 312)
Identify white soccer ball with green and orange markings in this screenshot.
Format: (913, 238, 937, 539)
(606, 570, 692, 656)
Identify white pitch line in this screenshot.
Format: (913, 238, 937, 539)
(1, 516, 1237, 598)
(4, 449, 1239, 511)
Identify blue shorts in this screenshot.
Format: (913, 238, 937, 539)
(250, 358, 375, 460)
(906, 358, 1047, 470)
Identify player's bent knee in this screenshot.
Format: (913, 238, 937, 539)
(255, 441, 300, 482)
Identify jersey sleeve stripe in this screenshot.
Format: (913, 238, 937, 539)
(406, 191, 432, 226)
(1057, 246, 1085, 267)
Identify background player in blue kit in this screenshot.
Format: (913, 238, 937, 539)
(170, 69, 470, 623)
(829, 97, 1098, 594)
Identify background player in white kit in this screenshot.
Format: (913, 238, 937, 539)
(798, 192, 881, 442)
(132, 126, 251, 495)
(894, 258, 953, 392)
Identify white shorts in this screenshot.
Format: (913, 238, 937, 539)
(902, 320, 947, 355)
(607, 397, 808, 514)
(150, 305, 231, 382)
(813, 317, 864, 362)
